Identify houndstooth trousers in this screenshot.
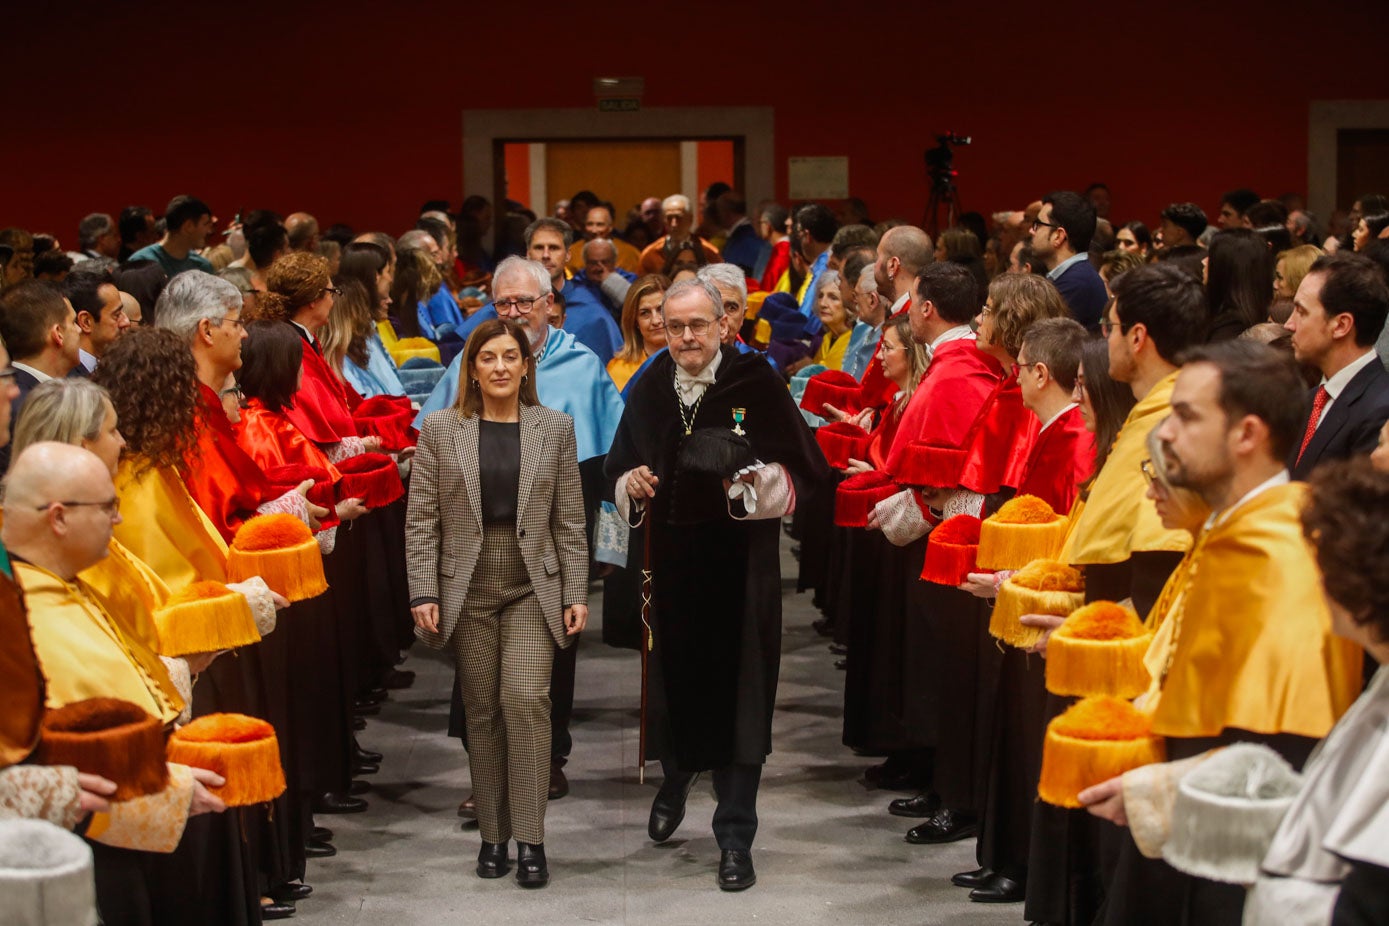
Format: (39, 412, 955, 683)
(450, 524, 555, 845)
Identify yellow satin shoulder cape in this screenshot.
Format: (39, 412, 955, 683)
(80, 539, 171, 656)
(1064, 371, 1191, 565)
(113, 459, 228, 589)
(16, 561, 183, 725)
(1148, 482, 1362, 740)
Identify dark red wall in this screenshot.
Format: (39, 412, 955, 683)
(5, 1, 1387, 238)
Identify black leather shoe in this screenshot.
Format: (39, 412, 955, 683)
(811, 617, 833, 637)
(969, 872, 1024, 903)
(272, 883, 313, 902)
(380, 668, 415, 690)
(457, 794, 477, 819)
(313, 792, 367, 814)
(261, 899, 296, 920)
(358, 687, 387, 705)
(352, 700, 381, 716)
(476, 841, 510, 878)
(951, 866, 994, 888)
(348, 779, 371, 796)
(353, 743, 383, 764)
(648, 772, 699, 843)
(310, 826, 333, 843)
(548, 762, 569, 800)
(834, 658, 848, 670)
(905, 809, 978, 845)
(827, 643, 848, 655)
(717, 849, 756, 891)
(888, 792, 942, 818)
(304, 840, 336, 858)
(516, 842, 548, 888)
(353, 760, 379, 777)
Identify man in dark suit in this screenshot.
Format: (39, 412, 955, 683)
(716, 191, 766, 278)
(0, 279, 82, 468)
(1285, 252, 1389, 479)
(1029, 191, 1108, 332)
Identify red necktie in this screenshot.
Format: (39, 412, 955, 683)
(1295, 386, 1330, 464)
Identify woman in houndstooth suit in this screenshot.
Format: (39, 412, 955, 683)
(406, 317, 588, 889)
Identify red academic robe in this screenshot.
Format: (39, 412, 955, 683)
(960, 374, 1039, 495)
(284, 329, 357, 445)
(759, 239, 791, 292)
(184, 383, 276, 543)
(883, 338, 1001, 484)
(1014, 405, 1094, 515)
(235, 400, 343, 531)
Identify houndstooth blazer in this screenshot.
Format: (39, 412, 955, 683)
(405, 402, 588, 649)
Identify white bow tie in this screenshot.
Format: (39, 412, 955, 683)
(675, 363, 717, 404)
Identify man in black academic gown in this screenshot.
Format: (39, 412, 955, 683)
(607, 279, 829, 892)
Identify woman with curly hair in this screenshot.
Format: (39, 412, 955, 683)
(606, 274, 669, 390)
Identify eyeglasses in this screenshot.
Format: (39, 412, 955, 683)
(0, 366, 15, 384)
(1031, 219, 1061, 232)
(1140, 458, 1158, 486)
(665, 318, 716, 338)
(36, 497, 121, 517)
(1011, 360, 1041, 378)
(495, 297, 539, 315)
(212, 315, 244, 331)
(1073, 373, 1089, 394)
(321, 286, 342, 298)
(1100, 317, 1128, 337)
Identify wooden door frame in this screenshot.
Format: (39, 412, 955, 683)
(464, 106, 773, 230)
(1308, 100, 1389, 218)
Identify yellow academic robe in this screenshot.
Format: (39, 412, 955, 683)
(113, 459, 229, 589)
(1146, 482, 1362, 741)
(567, 238, 642, 275)
(814, 327, 852, 371)
(80, 539, 171, 656)
(1064, 371, 1191, 565)
(17, 561, 183, 725)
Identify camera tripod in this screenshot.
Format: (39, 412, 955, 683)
(923, 175, 962, 237)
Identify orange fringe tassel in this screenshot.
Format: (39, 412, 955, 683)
(989, 560, 1085, 648)
(35, 699, 168, 801)
(977, 496, 1070, 570)
(1038, 697, 1165, 807)
(1046, 602, 1153, 699)
(168, 713, 286, 807)
(227, 515, 328, 602)
(154, 582, 261, 657)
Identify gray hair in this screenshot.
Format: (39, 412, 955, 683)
(396, 229, 437, 252)
(582, 238, 618, 262)
(218, 266, 255, 295)
(493, 257, 552, 297)
(155, 271, 243, 342)
(663, 279, 724, 318)
(662, 194, 691, 214)
(72, 256, 118, 275)
(856, 263, 878, 293)
(78, 213, 114, 250)
(695, 263, 747, 304)
(11, 378, 111, 461)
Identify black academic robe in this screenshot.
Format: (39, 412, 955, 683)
(606, 346, 830, 771)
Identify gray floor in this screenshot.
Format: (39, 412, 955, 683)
(296, 539, 1020, 925)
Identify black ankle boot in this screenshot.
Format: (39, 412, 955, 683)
(515, 842, 548, 888)
(476, 841, 509, 878)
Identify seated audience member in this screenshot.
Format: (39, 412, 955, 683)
(841, 254, 887, 381)
(757, 203, 792, 291)
(129, 195, 216, 278)
(812, 270, 854, 369)
(1029, 191, 1107, 332)
(1158, 202, 1208, 253)
(63, 269, 131, 372)
(607, 274, 670, 391)
(401, 226, 465, 336)
(1205, 228, 1274, 341)
(1216, 187, 1260, 228)
(1115, 220, 1152, 259)
(392, 245, 448, 339)
(73, 213, 120, 262)
(321, 277, 409, 399)
(934, 227, 982, 264)
(717, 191, 767, 278)
(573, 238, 637, 321)
(638, 195, 722, 275)
(118, 205, 158, 261)
(566, 204, 641, 274)
(228, 211, 289, 292)
(0, 280, 82, 464)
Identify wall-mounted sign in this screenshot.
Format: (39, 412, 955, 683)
(594, 77, 644, 113)
(788, 156, 850, 200)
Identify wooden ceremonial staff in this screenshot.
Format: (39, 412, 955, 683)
(639, 523, 652, 784)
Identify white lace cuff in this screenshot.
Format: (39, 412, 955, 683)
(616, 469, 648, 527)
(728, 463, 795, 520)
(876, 488, 931, 546)
(226, 577, 277, 636)
(256, 489, 311, 525)
(325, 437, 368, 463)
(317, 525, 337, 556)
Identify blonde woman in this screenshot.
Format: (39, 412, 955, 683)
(606, 274, 670, 390)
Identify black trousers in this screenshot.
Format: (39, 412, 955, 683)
(659, 759, 762, 851)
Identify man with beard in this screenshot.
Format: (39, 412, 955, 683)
(1078, 339, 1362, 926)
